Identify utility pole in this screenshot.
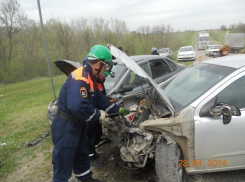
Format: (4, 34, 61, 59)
(37, 0, 56, 100)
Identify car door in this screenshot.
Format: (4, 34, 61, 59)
(148, 58, 174, 84)
(194, 72, 245, 171)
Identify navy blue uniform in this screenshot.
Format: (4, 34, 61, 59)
(87, 81, 106, 158)
(51, 63, 119, 182)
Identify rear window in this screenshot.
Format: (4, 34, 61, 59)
(179, 47, 193, 52)
(158, 49, 169, 53)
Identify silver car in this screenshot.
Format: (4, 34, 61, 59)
(177, 46, 195, 62)
(105, 48, 245, 182)
(205, 44, 220, 57)
(157, 48, 173, 59)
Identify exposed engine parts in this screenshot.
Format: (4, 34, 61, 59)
(107, 90, 171, 169)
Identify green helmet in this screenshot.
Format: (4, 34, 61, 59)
(88, 45, 114, 75)
(87, 45, 112, 63)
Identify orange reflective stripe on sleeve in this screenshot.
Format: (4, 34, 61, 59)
(97, 83, 103, 92)
(87, 74, 94, 92)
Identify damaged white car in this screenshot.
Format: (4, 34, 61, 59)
(106, 46, 245, 182)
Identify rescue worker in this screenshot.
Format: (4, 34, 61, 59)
(51, 45, 130, 182)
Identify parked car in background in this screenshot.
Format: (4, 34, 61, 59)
(157, 48, 173, 59)
(177, 46, 195, 62)
(205, 45, 220, 57)
(106, 51, 245, 182)
(47, 55, 186, 124)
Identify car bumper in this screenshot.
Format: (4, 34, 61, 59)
(208, 51, 219, 56)
(177, 57, 195, 61)
(159, 54, 172, 58)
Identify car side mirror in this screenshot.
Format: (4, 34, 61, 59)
(210, 102, 241, 125)
(118, 85, 133, 93)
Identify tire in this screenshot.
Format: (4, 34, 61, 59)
(155, 140, 186, 182)
(47, 98, 58, 125)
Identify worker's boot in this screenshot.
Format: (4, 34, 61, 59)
(90, 157, 104, 167)
(90, 153, 103, 167)
(80, 177, 107, 182)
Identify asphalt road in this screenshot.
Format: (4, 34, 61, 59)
(194, 47, 240, 63)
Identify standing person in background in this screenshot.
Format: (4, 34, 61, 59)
(118, 46, 123, 52)
(151, 47, 159, 55)
(214, 44, 231, 58)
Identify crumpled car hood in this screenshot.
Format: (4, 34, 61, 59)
(108, 45, 175, 115)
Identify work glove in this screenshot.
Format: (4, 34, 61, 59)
(119, 107, 130, 116)
(101, 117, 110, 128)
(99, 110, 108, 121)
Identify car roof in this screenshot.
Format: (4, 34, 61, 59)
(115, 55, 166, 64)
(203, 54, 245, 69)
(208, 45, 219, 47)
(158, 48, 170, 50)
(180, 46, 193, 49)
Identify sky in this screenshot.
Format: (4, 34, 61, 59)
(17, 0, 245, 32)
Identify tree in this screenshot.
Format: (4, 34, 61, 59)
(220, 25, 227, 31)
(152, 24, 165, 48)
(46, 18, 83, 60)
(229, 23, 236, 30)
(137, 25, 152, 54)
(0, 0, 27, 68)
(235, 22, 245, 33)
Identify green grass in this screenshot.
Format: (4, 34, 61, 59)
(0, 75, 66, 180)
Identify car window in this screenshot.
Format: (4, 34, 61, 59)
(123, 63, 150, 87)
(164, 58, 177, 71)
(216, 75, 245, 109)
(158, 49, 169, 53)
(211, 46, 220, 49)
(104, 64, 126, 90)
(149, 59, 172, 79)
(161, 64, 235, 112)
(179, 47, 193, 52)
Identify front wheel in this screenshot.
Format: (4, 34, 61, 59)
(155, 140, 186, 182)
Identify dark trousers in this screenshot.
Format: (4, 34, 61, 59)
(52, 116, 92, 182)
(86, 120, 102, 157)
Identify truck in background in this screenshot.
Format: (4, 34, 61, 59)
(225, 33, 245, 53)
(197, 33, 210, 50)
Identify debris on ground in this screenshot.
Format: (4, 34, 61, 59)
(96, 138, 111, 147)
(26, 132, 49, 147)
(109, 156, 114, 161)
(0, 143, 6, 147)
